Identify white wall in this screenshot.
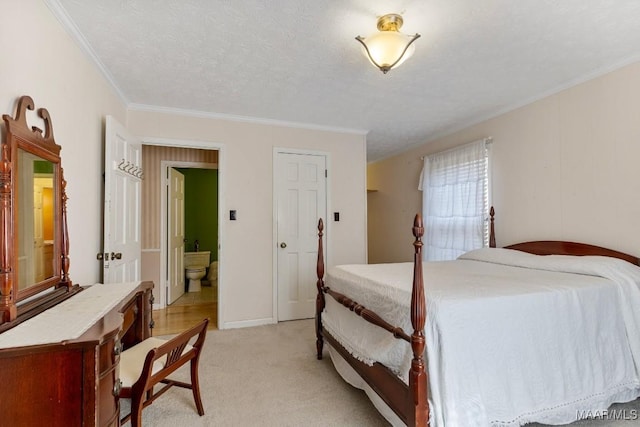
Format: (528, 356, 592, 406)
(368, 61, 640, 263)
(128, 110, 368, 328)
(0, 0, 127, 285)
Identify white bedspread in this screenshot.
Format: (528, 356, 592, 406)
(322, 248, 640, 426)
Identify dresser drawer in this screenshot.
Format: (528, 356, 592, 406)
(98, 363, 120, 427)
(98, 326, 122, 427)
(98, 328, 122, 375)
(121, 296, 140, 338)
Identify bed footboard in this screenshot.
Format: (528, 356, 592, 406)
(314, 215, 429, 426)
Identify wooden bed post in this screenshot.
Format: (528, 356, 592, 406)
(489, 206, 496, 248)
(315, 218, 325, 360)
(408, 214, 429, 427)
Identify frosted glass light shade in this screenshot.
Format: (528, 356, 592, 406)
(355, 14, 420, 74)
(359, 31, 417, 71)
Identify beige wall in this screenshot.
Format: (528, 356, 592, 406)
(368, 61, 640, 263)
(128, 110, 368, 328)
(1, 2, 367, 329)
(0, 1, 127, 285)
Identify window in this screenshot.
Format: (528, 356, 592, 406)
(419, 139, 490, 261)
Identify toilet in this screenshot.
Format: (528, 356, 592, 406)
(207, 261, 218, 283)
(184, 251, 210, 292)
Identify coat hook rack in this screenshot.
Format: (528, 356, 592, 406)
(117, 158, 144, 180)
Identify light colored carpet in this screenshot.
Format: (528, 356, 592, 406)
(121, 319, 640, 426)
(121, 319, 388, 426)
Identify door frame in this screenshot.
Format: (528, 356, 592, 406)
(143, 137, 224, 330)
(272, 148, 331, 322)
(162, 162, 218, 305)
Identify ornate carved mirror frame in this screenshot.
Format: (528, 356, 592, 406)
(0, 96, 76, 330)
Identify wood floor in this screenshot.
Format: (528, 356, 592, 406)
(152, 282, 218, 336)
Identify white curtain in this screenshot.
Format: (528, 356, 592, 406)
(419, 139, 489, 261)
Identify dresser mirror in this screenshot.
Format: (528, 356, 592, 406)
(17, 150, 56, 290)
(0, 96, 75, 329)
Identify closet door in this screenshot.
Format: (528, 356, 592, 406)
(275, 151, 327, 321)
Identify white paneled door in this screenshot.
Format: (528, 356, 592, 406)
(167, 168, 185, 304)
(103, 116, 142, 283)
(276, 152, 327, 321)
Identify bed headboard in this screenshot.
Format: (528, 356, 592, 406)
(504, 241, 640, 267)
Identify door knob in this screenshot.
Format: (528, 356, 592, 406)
(280, 242, 287, 248)
(111, 252, 122, 260)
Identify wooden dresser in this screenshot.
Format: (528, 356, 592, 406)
(0, 97, 158, 426)
(0, 281, 154, 427)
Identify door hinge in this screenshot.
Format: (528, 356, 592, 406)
(325, 169, 327, 178)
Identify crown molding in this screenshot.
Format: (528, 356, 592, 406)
(456, 53, 640, 135)
(44, 0, 129, 105)
(43, 1, 368, 137)
(128, 103, 369, 136)
(373, 53, 640, 163)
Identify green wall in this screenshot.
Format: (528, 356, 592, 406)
(176, 168, 218, 262)
(34, 160, 54, 173)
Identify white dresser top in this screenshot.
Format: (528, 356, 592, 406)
(0, 281, 141, 349)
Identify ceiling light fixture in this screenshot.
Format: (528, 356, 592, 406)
(355, 13, 420, 74)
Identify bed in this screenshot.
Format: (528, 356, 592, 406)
(314, 209, 640, 426)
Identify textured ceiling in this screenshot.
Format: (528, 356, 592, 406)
(51, 0, 640, 161)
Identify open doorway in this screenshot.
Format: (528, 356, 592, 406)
(140, 143, 222, 333)
(171, 165, 218, 299)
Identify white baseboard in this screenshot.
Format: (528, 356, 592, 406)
(222, 317, 276, 330)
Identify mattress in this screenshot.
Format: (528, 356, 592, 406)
(321, 248, 640, 426)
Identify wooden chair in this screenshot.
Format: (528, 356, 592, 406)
(118, 318, 209, 426)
